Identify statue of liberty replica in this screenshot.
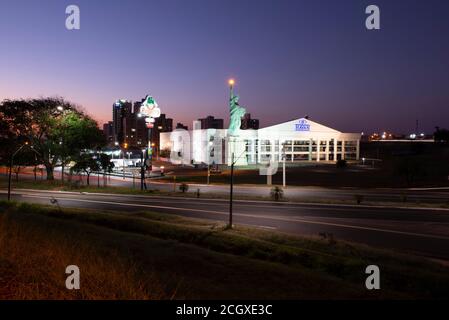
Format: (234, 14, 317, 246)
(227, 79, 247, 165)
(228, 79, 246, 136)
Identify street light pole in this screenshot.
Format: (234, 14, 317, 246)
(207, 141, 213, 185)
(8, 143, 27, 201)
(229, 152, 234, 228)
(122, 150, 125, 180)
(282, 145, 286, 187)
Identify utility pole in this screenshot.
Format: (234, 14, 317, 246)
(282, 145, 286, 187)
(122, 150, 125, 180)
(229, 152, 234, 228)
(140, 150, 145, 190)
(8, 143, 27, 201)
(207, 141, 213, 185)
(283, 158, 286, 187)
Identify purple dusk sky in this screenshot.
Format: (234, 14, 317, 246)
(1, 0, 448, 134)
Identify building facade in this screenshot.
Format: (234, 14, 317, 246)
(109, 98, 173, 148)
(198, 116, 224, 129)
(102, 121, 114, 144)
(240, 113, 259, 130)
(160, 117, 360, 166)
(112, 100, 132, 145)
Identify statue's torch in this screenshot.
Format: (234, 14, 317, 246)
(228, 78, 235, 99)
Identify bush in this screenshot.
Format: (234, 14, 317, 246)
(179, 183, 189, 193)
(270, 186, 284, 201)
(354, 194, 364, 205)
(336, 159, 347, 168)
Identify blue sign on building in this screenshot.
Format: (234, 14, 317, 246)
(295, 119, 310, 132)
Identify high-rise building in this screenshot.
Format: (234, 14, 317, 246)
(102, 121, 114, 144)
(150, 113, 173, 151)
(155, 114, 173, 133)
(112, 99, 132, 145)
(109, 98, 174, 148)
(176, 122, 188, 130)
(133, 100, 148, 146)
(198, 116, 224, 129)
(241, 113, 259, 130)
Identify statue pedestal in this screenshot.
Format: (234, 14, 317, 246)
(226, 136, 247, 166)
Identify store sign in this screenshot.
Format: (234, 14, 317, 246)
(295, 119, 310, 132)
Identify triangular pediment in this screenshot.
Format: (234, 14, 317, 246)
(259, 118, 341, 134)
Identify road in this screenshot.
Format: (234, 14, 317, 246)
(1, 188, 449, 260)
(3, 170, 449, 204)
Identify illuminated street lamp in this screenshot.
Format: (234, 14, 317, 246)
(122, 143, 128, 180)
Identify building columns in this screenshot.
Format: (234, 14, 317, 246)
(317, 140, 321, 162)
(308, 139, 312, 161)
(356, 139, 360, 160)
(325, 140, 329, 161)
(333, 139, 337, 161)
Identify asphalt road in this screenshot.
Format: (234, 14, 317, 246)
(1, 188, 449, 260)
(2, 171, 449, 204)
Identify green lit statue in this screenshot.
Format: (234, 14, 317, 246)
(228, 79, 246, 137)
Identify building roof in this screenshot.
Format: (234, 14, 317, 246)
(259, 118, 341, 134)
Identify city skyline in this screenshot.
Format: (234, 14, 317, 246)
(1, 0, 449, 134)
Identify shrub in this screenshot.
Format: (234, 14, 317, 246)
(179, 183, 189, 193)
(354, 194, 364, 205)
(270, 186, 284, 201)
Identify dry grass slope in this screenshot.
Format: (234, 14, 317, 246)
(0, 211, 167, 299)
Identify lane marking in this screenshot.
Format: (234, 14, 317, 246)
(4, 189, 449, 213)
(19, 194, 449, 241)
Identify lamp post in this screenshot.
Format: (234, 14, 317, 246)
(227, 148, 246, 229)
(8, 142, 28, 201)
(56, 106, 66, 183)
(282, 144, 286, 187)
(122, 143, 128, 179)
(207, 141, 213, 185)
(227, 78, 236, 229)
(141, 148, 146, 190)
(229, 152, 234, 228)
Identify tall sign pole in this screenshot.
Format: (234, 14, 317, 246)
(229, 152, 234, 228)
(227, 79, 240, 228)
(139, 95, 161, 190)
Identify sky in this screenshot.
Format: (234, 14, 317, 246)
(1, 0, 448, 134)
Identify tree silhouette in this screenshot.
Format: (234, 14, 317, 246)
(0, 97, 105, 180)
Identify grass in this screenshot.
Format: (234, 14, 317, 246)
(0, 206, 167, 299)
(1, 201, 449, 299)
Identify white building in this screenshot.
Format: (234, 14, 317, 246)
(160, 118, 360, 166)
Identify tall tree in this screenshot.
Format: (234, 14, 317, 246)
(0, 97, 105, 180)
